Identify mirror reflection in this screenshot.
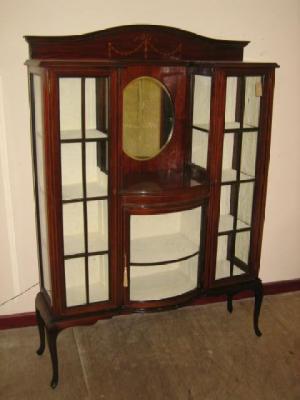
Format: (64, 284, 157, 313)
(123, 77, 174, 160)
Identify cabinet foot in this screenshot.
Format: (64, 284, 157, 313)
(227, 294, 233, 313)
(46, 328, 60, 389)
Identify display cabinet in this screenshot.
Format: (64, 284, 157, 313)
(25, 25, 278, 387)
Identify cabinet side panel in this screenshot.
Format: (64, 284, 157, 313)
(29, 73, 52, 302)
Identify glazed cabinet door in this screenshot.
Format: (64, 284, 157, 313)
(51, 69, 118, 315)
(211, 68, 275, 286)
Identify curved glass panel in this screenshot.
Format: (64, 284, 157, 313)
(129, 206, 203, 301)
(123, 77, 174, 160)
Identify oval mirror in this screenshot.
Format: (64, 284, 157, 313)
(123, 77, 174, 160)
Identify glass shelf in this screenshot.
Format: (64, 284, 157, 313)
(130, 257, 198, 301)
(63, 232, 108, 256)
(193, 121, 258, 133)
(62, 181, 108, 201)
(221, 169, 255, 183)
(60, 129, 107, 141)
(218, 215, 250, 233)
(131, 233, 199, 264)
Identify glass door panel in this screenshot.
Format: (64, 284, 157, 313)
(87, 200, 108, 253)
(59, 76, 110, 307)
(215, 74, 263, 281)
(86, 141, 108, 197)
(191, 75, 211, 171)
(65, 258, 86, 307)
(244, 76, 262, 127)
(61, 143, 83, 200)
(63, 202, 85, 255)
(216, 234, 248, 279)
(129, 206, 204, 301)
(224, 76, 262, 130)
(88, 255, 109, 303)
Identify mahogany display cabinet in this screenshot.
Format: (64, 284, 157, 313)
(25, 25, 278, 388)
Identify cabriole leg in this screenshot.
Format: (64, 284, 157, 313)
(253, 280, 263, 337)
(46, 328, 60, 389)
(36, 309, 46, 355)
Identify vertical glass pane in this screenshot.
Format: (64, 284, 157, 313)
(89, 255, 109, 302)
(65, 258, 86, 306)
(219, 183, 253, 233)
(221, 132, 238, 182)
(235, 231, 251, 265)
(225, 77, 239, 129)
(61, 143, 83, 200)
(85, 77, 109, 137)
(225, 76, 262, 130)
(130, 207, 202, 301)
(32, 75, 52, 300)
(191, 130, 209, 170)
(59, 78, 82, 139)
(63, 203, 85, 255)
(215, 234, 248, 280)
(192, 75, 211, 170)
(86, 141, 108, 197)
(222, 132, 256, 182)
(87, 200, 108, 252)
(193, 75, 211, 129)
(244, 76, 262, 127)
(216, 234, 231, 279)
(240, 131, 258, 178)
(237, 182, 254, 227)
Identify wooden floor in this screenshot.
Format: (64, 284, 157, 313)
(0, 292, 300, 399)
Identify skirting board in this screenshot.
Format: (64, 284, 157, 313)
(1, 278, 299, 330)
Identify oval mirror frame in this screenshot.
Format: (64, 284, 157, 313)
(122, 76, 174, 161)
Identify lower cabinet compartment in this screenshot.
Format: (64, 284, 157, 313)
(127, 205, 204, 302)
(130, 256, 199, 301)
